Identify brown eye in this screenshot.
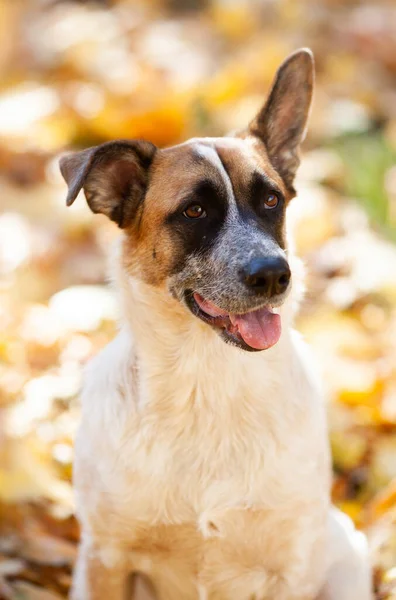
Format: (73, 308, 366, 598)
(263, 192, 279, 209)
(183, 204, 206, 219)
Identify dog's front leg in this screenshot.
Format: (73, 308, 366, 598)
(316, 508, 373, 600)
(70, 537, 131, 600)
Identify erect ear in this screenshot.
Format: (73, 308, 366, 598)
(59, 139, 157, 228)
(249, 48, 314, 192)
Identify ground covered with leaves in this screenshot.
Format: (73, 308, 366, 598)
(1, 0, 396, 598)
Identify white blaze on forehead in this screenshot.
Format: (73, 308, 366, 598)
(192, 142, 237, 213)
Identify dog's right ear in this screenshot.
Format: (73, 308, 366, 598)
(59, 140, 157, 228)
(248, 48, 314, 193)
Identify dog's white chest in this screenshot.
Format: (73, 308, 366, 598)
(75, 329, 330, 599)
(89, 373, 328, 531)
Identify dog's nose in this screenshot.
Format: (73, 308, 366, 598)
(240, 256, 291, 297)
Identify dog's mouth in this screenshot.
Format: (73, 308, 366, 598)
(185, 291, 282, 352)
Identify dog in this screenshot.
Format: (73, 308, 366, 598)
(60, 49, 373, 600)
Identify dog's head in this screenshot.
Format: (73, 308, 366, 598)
(60, 49, 313, 352)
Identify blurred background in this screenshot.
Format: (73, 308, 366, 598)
(1, 0, 396, 598)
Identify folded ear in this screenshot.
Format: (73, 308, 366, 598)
(249, 48, 314, 192)
(59, 140, 157, 228)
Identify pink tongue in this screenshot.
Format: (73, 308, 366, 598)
(194, 293, 281, 350)
(229, 308, 281, 350)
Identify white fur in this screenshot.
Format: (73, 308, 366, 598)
(71, 238, 373, 600)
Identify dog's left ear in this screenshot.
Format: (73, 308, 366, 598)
(59, 139, 157, 228)
(249, 48, 314, 192)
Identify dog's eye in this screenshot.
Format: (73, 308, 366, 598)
(183, 204, 207, 219)
(263, 192, 279, 209)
